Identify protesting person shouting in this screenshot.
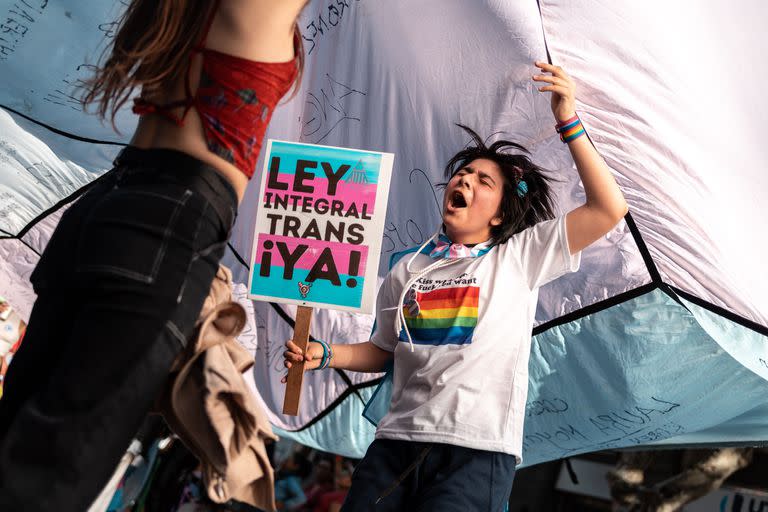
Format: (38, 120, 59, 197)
(284, 61, 628, 510)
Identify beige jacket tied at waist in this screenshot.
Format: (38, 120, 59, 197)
(158, 265, 278, 511)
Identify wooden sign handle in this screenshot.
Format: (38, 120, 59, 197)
(282, 305, 314, 416)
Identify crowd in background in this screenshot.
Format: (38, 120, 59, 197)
(96, 431, 357, 512)
(273, 445, 354, 512)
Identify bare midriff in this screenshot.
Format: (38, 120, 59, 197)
(130, 92, 251, 203)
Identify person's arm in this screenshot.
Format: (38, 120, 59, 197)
(283, 340, 392, 381)
(283, 273, 399, 380)
(533, 61, 629, 255)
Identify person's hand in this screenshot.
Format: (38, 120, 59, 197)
(281, 340, 325, 383)
(532, 61, 577, 124)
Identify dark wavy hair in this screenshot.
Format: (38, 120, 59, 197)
(444, 124, 558, 244)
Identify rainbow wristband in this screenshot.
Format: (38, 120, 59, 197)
(555, 114, 585, 143)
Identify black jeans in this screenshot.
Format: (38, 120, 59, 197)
(341, 439, 517, 512)
(0, 147, 237, 511)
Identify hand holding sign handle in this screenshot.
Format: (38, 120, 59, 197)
(252, 140, 393, 414)
(283, 305, 314, 415)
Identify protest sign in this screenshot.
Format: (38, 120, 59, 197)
(248, 140, 393, 313)
(247, 140, 393, 415)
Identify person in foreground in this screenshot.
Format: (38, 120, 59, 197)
(0, 0, 307, 510)
(283, 61, 629, 511)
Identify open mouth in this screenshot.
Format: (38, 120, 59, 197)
(449, 190, 468, 209)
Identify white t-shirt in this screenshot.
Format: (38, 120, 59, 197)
(370, 216, 581, 463)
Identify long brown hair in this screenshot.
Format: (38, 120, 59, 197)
(81, 0, 304, 127)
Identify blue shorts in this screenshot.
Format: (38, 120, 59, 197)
(341, 439, 516, 511)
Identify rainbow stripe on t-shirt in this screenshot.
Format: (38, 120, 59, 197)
(399, 286, 479, 345)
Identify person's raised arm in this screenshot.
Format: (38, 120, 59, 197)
(533, 61, 629, 255)
(282, 340, 393, 382)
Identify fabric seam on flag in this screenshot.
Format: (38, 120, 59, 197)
(1, 104, 127, 146)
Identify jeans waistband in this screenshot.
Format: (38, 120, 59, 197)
(113, 146, 238, 230)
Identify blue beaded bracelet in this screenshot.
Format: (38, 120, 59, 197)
(322, 340, 333, 369)
(312, 339, 333, 370)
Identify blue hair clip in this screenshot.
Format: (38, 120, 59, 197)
(516, 180, 528, 198)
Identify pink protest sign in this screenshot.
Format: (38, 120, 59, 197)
(248, 140, 393, 313)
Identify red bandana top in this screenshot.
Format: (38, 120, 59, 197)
(133, 2, 299, 179)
